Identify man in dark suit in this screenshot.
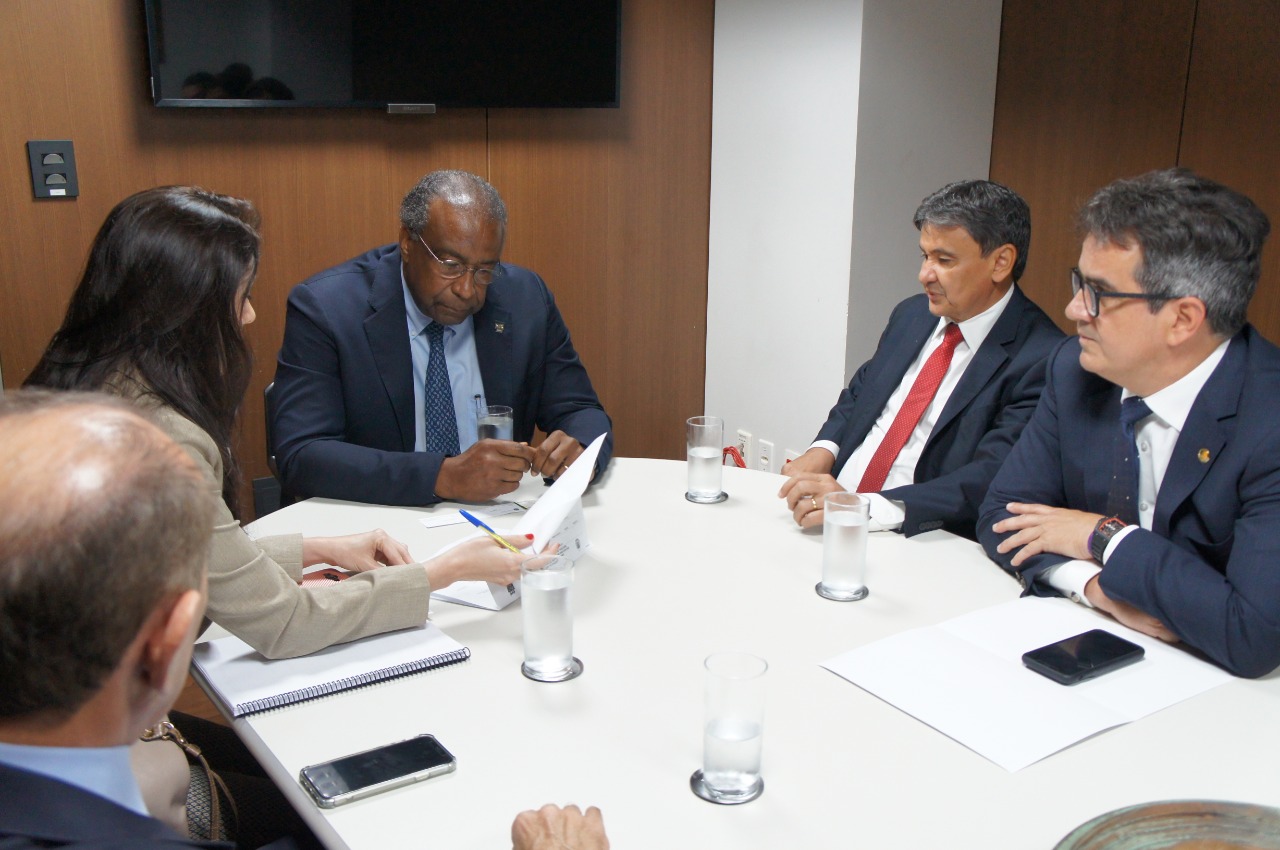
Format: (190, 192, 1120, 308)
(979, 169, 1279, 678)
(271, 170, 612, 507)
(780, 180, 1063, 539)
(0, 391, 228, 848)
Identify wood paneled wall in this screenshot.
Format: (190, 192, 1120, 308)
(0, 0, 713, 517)
(990, 0, 1279, 340)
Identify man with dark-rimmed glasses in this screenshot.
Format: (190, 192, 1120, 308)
(272, 170, 611, 506)
(979, 168, 1280, 678)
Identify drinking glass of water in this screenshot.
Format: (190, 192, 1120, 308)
(686, 415, 727, 503)
(477, 404, 514, 442)
(691, 652, 766, 804)
(817, 492, 870, 601)
(520, 554, 582, 682)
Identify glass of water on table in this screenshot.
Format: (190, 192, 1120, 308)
(520, 554, 583, 682)
(817, 492, 870, 601)
(691, 652, 767, 804)
(686, 415, 727, 503)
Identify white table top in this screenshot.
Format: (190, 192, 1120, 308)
(238, 458, 1280, 849)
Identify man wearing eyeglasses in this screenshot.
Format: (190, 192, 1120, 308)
(272, 170, 612, 506)
(979, 168, 1280, 678)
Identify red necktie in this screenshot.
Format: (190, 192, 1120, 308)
(857, 322, 963, 493)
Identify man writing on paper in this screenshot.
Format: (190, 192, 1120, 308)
(0, 390, 613, 848)
(271, 169, 612, 506)
(780, 180, 1063, 538)
(978, 169, 1280, 678)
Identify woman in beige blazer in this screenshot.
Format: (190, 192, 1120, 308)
(27, 186, 526, 660)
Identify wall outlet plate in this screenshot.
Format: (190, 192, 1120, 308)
(27, 140, 78, 199)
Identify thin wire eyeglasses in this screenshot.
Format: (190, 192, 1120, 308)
(1070, 267, 1163, 318)
(414, 231, 504, 286)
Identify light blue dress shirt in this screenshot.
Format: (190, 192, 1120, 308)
(0, 740, 149, 816)
(402, 268, 487, 453)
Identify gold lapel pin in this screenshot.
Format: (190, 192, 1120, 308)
(1197, 448, 1211, 463)
(494, 321, 506, 334)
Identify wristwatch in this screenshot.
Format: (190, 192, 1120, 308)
(1088, 516, 1128, 563)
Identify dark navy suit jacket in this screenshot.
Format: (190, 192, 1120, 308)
(817, 286, 1063, 539)
(979, 330, 1280, 678)
(271, 245, 612, 506)
(0, 761, 232, 848)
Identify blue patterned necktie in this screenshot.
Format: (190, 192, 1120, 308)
(1106, 396, 1152, 524)
(424, 323, 460, 455)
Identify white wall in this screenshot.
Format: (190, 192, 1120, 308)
(705, 0, 1003, 469)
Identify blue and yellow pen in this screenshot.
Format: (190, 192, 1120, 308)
(459, 509, 521, 593)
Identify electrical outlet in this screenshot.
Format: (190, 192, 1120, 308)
(758, 439, 774, 473)
(736, 429, 752, 464)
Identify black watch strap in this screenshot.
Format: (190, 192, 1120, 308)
(1089, 516, 1128, 562)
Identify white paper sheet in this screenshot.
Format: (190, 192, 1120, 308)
(418, 502, 523, 529)
(428, 433, 604, 610)
(821, 596, 1233, 771)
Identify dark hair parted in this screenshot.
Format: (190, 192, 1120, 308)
(0, 391, 210, 720)
(914, 180, 1032, 282)
(1077, 168, 1270, 337)
(400, 169, 508, 235)
(25, 186, 260, 517)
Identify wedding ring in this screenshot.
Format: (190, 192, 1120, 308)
(809, 495, 819, 511)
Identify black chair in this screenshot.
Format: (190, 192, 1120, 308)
(253, 382, 282, 518)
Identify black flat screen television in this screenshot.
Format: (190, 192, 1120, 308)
(144, 0, 621, 109)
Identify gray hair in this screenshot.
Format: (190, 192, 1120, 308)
(1077, 168, 1270, 337)
(914, 180, 1032, 282)
(399, 170, 508, 234)
(0, 390, 211, 719)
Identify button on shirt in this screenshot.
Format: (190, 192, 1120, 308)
(1046, 339, 1231, 603)
(813, 286, 1015, 530)
(403, 270, 487, 453)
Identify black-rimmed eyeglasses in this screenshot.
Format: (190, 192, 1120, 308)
(414, 231, 504, 287)
(1070, 267, 1162, 318)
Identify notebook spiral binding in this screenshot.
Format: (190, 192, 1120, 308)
(234, 647, 471, 716)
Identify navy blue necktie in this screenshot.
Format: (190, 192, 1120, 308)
(424, 323, 460, 456)
(1106, 396, 1152, 524)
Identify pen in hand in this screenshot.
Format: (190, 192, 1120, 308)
(459, 509, 524, 593)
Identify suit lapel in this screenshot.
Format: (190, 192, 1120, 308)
(364, 252, 417, 451)
(1153, 335, 1244, 535)
(932, 287, 1024, 436)
(475, 281, 515, 407)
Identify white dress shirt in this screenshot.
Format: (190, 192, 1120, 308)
(402, 269, 488, 453)
(1046, 339, 1231, 603)
(812, 286, 1014, 530)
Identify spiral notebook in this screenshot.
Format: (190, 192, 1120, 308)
(192, 623, 470, 718)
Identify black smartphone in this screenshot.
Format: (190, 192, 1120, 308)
(1022, 629, 1145, 685)
(299, 734, 456, 808)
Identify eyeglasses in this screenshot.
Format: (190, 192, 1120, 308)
(1070, 267, 1163, 318)
(413, 231, 504, 286)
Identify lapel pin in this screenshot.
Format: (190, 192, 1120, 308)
(494, 321, 505, 334)
(1197, 448, 1211, 463)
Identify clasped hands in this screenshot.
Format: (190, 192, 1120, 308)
(437, 430, 586, 502)
(992, 502, 1176, 643)
(776, 447, 841, 528)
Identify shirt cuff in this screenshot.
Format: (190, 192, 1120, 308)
(862, 492, 903, 532)
(809, 440, 840, 458)
(1042, 559, 1102, 607)
(1103, 524, 1140, 560)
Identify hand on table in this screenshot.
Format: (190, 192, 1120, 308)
(1084, 575, 1179, 643)
(511, 804, 610, 850)
(991, 502, 1101, 567)
(777, 472, 844, 528)
(436, 440, 537, 501)
(301, 529, 412, 572)
(783, 446, 835, 478)
(531, 430, 587, 479)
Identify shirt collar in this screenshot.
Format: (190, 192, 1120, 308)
(933, 283, 1015, 350)
(0, 741, 148, 816)
(1122, 338, 1231, 432)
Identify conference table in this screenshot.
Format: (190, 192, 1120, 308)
(229, 458, 1280, 849)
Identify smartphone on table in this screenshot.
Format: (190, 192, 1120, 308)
(299, 733, 456, 808)
(1022, 629, 1145, 685)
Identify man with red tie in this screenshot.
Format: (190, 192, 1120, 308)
(779, 180, 1063, 539)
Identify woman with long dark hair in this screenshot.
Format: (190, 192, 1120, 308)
(27, 186, 526, 659)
